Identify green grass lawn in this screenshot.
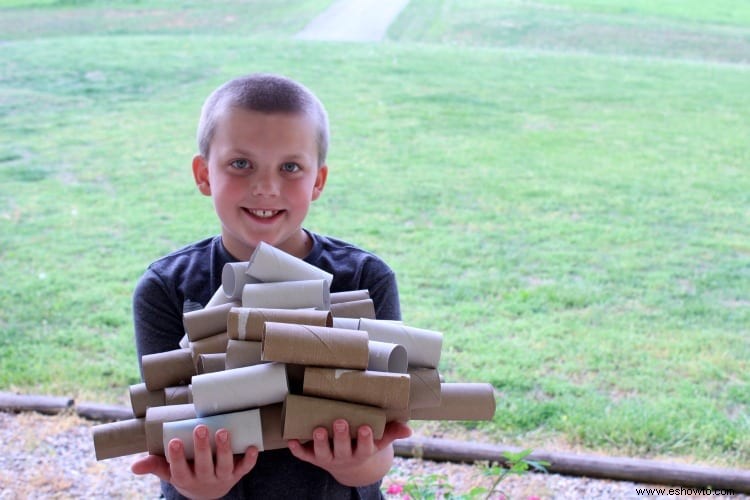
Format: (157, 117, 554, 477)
(1, 0, 748, 467)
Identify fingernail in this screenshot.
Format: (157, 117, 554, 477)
(196, 426, 208, 439)
(170, 440, 182, 452)
(334, 421, 347, 433)
(360, 427, 371, 438)
(216, 429, 227, 443)
(314, 429, 326, 440)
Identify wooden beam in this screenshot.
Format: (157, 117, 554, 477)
(0, 391, 73, 415)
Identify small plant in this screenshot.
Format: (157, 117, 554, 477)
(475, 449, 550, 500)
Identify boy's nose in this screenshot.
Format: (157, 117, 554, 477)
(251, 170, 280, 196)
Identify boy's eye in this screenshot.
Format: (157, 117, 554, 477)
(230, 159, 251, 170)
(281, 162, 301, 173)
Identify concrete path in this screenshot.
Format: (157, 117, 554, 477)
(295, 0, 410, 42)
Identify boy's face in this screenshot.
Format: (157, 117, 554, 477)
(192, 108, 327, 260)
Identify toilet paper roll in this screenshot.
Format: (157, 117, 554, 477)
(330, 289, 370, 304)
(191, 362, 288, 417)
(246, 241, 333, 286)
(164, 385, 192, 406)
(92, 418, 147, 460)
(225, 339, 263, 369)
(222, 262, 261, 300)
(330, 299, 376, 320)
(367, 341, 408, 374)
(162, 408, 264, 461)
(144, 403, 197, 456)
(183, 303, 235, 342)
(303, 367, 410, 409)
(408, 368, 442, 409)
(332, 317, 360, 330)
(410, 383, 496, 421)
(261, 323, 369, 370)
(359, 318, 442, 368)
(227, 307, 332, 341)
(259, 403, 287, 451)
(129, 383, 166, 418)
(142, 348, 195, 391)
(282, 394, 386, 440)
(190, 332, 229, 366)
(197, 353, 226, 374)
(242, 280, 330, 310)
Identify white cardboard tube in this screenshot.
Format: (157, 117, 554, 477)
(359, 318, 443, 368)
(246, 241, 333, 285)
(242, 280, 331, 310)
(367, 341, 408, 374)
(191, 362, 289, 417)
(222, 262, 261, 300)
(162, 408, 264, 460)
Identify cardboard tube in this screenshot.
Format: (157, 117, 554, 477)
(225, 339, 263, 369)
(242, 280, 330, 310)
(129, 383, 166, 418)
(262, 323, 369, 370)
(92, 418, 147, 460)
(162, 409, 264, 460)
(141, 348, 195, 391)
(164, 385, 192, 405)
(191, 362, 289, 417)
(222, 262, 261, 300)
(145, 404, 197, 455)
(246, 241, 333, 285)
(190, 332, 229, 366)
(206, 284, 238, 308)
(367, 341, 408, 374)
(330, 289, 370, 304)
(330, 299, 376, 320)
(303, 367, 410, 409)
(282, 394, 386, 440)
(332, 317, 360, 330)
(410, 383, 496, 421)
(259, 403, 287, 451)
(408, 368, 442, 409)
(183, 303, 235, 342)
(227, 307, 332, 341)
(359, 318, 442, 368)
(198, 353, 226, 374)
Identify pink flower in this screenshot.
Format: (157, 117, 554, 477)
(386, 484, 404, 495)
(528, 496, 541, 500)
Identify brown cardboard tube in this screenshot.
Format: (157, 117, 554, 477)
(242, 280, 330, 310)
(259, 403, 287, 451)
(332, 317, 360, 330)
(145, 404, 197, 455)
(222, 262, 260, 300)
(92, 418, 147, 460)
(409, 383, 496, 421)
(162, 409, 263, 460)
(282, 394, 386, 440)
(384, 406, 411, 423)
(225, 339, 263, 369)
(164, 385, 192, 406)
(408, 368, 442, 409)
(190, 332, 229, 366)
(141, 348, 196, 391)
(330, 289, 370, 304)
(183, 302, 235, 342)
(198, 353, 226, 374)
(246, 241, 333, 285)
(303, 367, 410, 409)
(262, 323, 369, 370)
(191, 362, 289, 417)
(359, 318, 443, 368)
(129, 383, 166, 418)
(330, 298, 376, 319)
(227, 307, 332, 341)
(367, 340, 408, 373)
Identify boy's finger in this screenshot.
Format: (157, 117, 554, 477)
(353, 425, 376, 458)
(331, 420, 352, 459)
(192, 425, 215, 478)
(235, 446, 260, 476)
(214, 429, 234, 480)
(131, 454, 171, 481)
(312, 427, 333, 462)
(166, 439, 192, 483)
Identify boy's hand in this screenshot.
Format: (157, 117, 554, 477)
(287, 419, 412, 487)
(131, 425, 258, 499)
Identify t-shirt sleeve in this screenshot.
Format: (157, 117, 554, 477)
(132, 268, 185, 377)
(368, 268, 401, 321)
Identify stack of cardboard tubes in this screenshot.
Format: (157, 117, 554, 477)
(92, 242, 496, 461)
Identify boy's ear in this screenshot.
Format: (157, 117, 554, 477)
(311, 164, 328, 201)
(192, 154, 211, 196)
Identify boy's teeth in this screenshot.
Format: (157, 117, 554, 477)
(251, 210, 276, 218)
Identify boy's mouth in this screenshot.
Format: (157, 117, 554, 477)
(245, 208, 282, 219)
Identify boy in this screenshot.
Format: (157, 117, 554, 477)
(130, 73, 412, 499)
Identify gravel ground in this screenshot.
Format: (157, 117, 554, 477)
(0, 410, 746, 499)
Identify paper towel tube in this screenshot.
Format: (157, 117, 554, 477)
(408, 368, 442, 409)
(162, 408, 263, 461)
(246, 241, 333, 285)
(330, 289, 370, 304)
(367, 341, 408, 373)
(330, 299, 376, 320)
(92, 418, 147, 460)
(303, 367, 410, 409)
(183, 302, 235, 342)
(222, 262, 261, 300)
(261, 322, 369, 370)
(227, 307, 332, 341)
(225, 339, 263, 369)
(191, 362, 289, 417)
(410, 383, 496, 421)
(242, 280, 330, 310)
(145, 403, 197, 455)
(142, 348, 195, 391)
(359, 318, 442, 369)
(282, 394, 386, 440)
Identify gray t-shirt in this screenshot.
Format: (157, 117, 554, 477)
(133, 231, 400, 499)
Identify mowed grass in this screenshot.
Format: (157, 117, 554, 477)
(1, 0, 749, 466)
